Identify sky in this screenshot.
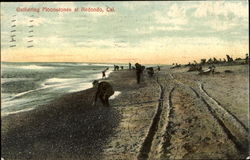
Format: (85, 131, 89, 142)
(1, 1, 249, 64)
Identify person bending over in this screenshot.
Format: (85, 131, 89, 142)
(102, 67, 109, 79)
(92, 80, 114, 107)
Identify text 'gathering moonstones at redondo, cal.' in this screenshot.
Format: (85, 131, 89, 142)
(16, 7, 115, 13)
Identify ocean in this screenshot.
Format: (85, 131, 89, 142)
(1, 62, 121, 117)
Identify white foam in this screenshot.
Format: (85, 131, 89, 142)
(110, 91, 121, 100)
(44, 78, 79, 85)
(1, 78, 34, 84)
(19, 65, 53, 70)
(56, 63, 89, 66)
(14, 89, 37, 97)
(1, 96, 35, 109)
(2, 107, 34, 116)
(43, 78, 91, 90)
(12, 86, 48, 99)
(90, 63, 114, 67)
(68, 83, 93, 93)
(1, 93, 14, 102)
(42, 78, 93, 93)
(77, 63, 90, 66)
(105, 70, 112, 77)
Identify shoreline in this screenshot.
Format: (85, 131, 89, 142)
(1, 67, 114, 117)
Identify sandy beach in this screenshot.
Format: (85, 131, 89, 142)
(1, 64, 249, 160)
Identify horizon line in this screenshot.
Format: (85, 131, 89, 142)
(1, 61, 171, 65)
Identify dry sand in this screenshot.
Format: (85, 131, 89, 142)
(1, 64, 249, 160)
(160, 64, 249, 159)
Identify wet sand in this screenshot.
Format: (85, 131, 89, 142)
(1, 87, 120, 160)
(1, 64, 249, 160)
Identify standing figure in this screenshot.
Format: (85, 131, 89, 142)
(226, 55, 233, 62)
(92, 80, 114, 107)
(157, 66, 160, 71)
(102, 71, 106, 79)
(135, 63, 143, 84)
(211, 65, 216, 74)
(246, 54, 249, 64)
(129, 63, 131, 70)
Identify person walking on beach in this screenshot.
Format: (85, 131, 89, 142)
(129, 63, 131, 70)
(135, 63, 143, 84)
(92, 80, 114, 107)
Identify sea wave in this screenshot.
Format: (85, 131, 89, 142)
(43, 78, 82, 85)
(53, 63, 90, 66)
(18, 65, 54, 70)
(13, 87, 47, 98)
(76, 63, 90, 66)
(90, 63, 115, 67)
(1, 96, 36, 109)
(2, 107, 34, 116)
(1, 63, 115, 116)
(68, 83, 93, 93)
(1, 78, 34, 84)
